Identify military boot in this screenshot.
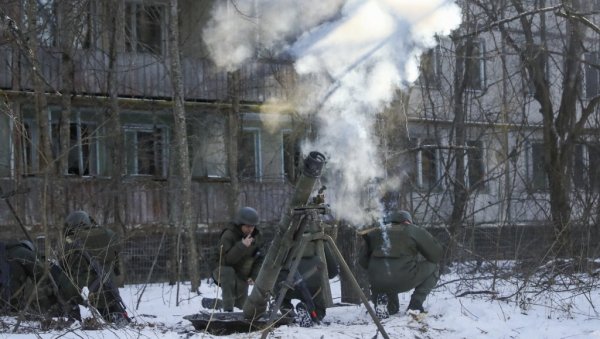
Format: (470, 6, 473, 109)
(406, 298, 425, 313)
(375, 294, 389, 319)
(295, 302, 314, 327)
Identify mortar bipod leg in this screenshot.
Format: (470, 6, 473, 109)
(261, 233, 310, 338)
(323, 234, 390, 339)
(314, 234, 333, 308)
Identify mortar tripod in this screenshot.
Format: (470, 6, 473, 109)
(260, 206, 389, 339)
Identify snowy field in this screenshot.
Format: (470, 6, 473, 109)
(2, 263, 600, 339)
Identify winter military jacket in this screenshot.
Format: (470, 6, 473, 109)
(60, 225, 121, 309)
(216, 223, 264, 280)
(1, 241, 44, 311)
(62, 226, 121, 281)
(359, 222, 442, 270)
(1, 241, 80, 315)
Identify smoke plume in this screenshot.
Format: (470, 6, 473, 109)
(203, 0, 462, 225)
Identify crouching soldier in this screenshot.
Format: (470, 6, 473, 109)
(0, 240, 80, 321)
(276, 243, 339, 327)
(359, 210, 442, 318)
(59, 210, 130, 326)
(202, 207, 264, 312)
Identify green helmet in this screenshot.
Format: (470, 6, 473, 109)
(234, 207, 259, 226)
(64, 210, 93, 235)
(386, 210, 412, 224)
(19, 240, 35, 252)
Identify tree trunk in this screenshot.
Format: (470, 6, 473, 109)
(227, 71, 241, 217)
(105, 0, 127, 280)
(57, 0, 74, 176)
(167, 0, 200, 291)
(25, 0, 53, 263)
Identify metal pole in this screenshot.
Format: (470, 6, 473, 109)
(323, 234, 390, 339)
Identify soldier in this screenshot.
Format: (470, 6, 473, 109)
(276, 243, 339, 326)
(203, 207, 264, 312)
(59, 210, 129, 325)
(359, 210, 442, 318)
(0, 239, 80, 320)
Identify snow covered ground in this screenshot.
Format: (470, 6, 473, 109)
(2, 263, 600, 338)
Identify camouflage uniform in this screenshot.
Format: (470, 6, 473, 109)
(1, 241, 80, 319)
(60, 211, 124, 322)
(212, 222, 264, 311)
(359, 211, 442, 314)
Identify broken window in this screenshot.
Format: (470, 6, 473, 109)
(125, 125, 167, 176)
(51, 119, 98, 176)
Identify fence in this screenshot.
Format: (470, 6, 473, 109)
(119, 222, 600, 296)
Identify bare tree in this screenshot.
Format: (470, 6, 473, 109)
(473, 0, 600, 255)
(167, 0, 200, 292)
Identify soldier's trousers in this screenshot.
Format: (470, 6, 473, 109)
(368, 257, 439, 309)
(212, 266, 248, 311)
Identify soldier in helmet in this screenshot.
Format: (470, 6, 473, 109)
(59, 210, 129, 325)
(0, 239, 81, 320)
(202, 207, 264, 312)
(359, 210, 442, 318)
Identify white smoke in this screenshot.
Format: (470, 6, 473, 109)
(203, 0, 462, 225)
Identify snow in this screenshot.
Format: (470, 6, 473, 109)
(2, 264, 600, 339)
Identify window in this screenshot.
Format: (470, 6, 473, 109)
(51, 119, 98, 176)
(282, 130, 300, 182)
(408, 138, 441, 190)
(584, 52, 599, 99)
(457, 39, 485, 91)
(590, 144, 600, 192)
(238, 129, 260, 180)
(467, 140, 485, 189)
(530, 142, 548, 190)
(125, 126, 167, 176)
(573, 144, 586, 189)
(0, 114, 10, 177)
(572, 143, 600, 192)
(189, 114, 227, 178)
(419, 45, 442, 88)
(72, 0, 97, 49)
(125, 3, 164, 54)
(35, 0, 58, 47)
(19, 121, 37, 175)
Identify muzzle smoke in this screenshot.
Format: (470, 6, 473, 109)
(203, 0, 462, 224)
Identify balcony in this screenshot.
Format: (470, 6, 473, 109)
(0, 46, 295, 103)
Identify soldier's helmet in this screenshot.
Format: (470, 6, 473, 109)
(19, 240, 35, 252)
(64, 210, 93, 235)
(386, 210, 413, 224)
(234, 207, 259, 226)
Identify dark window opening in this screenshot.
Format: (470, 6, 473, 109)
(467, 140, 484, 189)
(125, 3, 163, 54)
(283, 132, 300, 183)
(531, 142, 548, 190)
(238, 130, 259, 180)
(457, 39, 485, 91)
